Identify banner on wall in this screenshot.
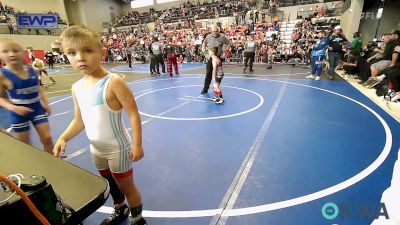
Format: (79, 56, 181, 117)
(16, 14, 58, 29)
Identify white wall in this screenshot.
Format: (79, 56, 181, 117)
(340, 0, 364, 42)
(121, 0, 209, 14)
(0, 34, 59, 50)
(63, 0, 123, 31)
(63, 0, 84, 26)
(80, 0, 123, 31)
(359, 0, 400, 42)
(1, 0, 68, 23)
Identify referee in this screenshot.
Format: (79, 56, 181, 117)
(151, 37, 165, 75)
(201, 25, 230, 94)
(125, 44, 133, 68)
(243, 35, 257, 72)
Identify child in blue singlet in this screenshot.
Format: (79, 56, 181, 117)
(0, 38, 54, 153)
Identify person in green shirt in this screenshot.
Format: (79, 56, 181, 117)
(351, 32, 362, 54)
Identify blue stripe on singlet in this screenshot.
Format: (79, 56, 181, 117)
(109, 111, 124, 170)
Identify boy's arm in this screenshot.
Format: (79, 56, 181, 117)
(110, 76, 143, 162)
(53, 87, 85, 157)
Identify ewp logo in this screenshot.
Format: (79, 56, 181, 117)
(17, 14, 58, 29)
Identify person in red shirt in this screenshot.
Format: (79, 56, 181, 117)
(165, 38, 179, 77)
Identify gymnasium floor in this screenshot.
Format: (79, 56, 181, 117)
(7, 63, 400, 225)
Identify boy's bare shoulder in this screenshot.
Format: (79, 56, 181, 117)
(109, 74, 127, 85)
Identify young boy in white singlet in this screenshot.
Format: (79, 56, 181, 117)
(53, 25, 147, 225)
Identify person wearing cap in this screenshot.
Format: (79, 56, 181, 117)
(151, 36, 165, 75)
(365, 30, 400, 88)
(243, 35, 258, 72)
(381, 45, 400, 102)
(327, 25, 347, 80)
(351, 32, 362, 54)
(201, 25, 230, 94)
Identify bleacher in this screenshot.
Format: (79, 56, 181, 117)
(261, 0, 337, 9)
(314, 17, 340, 31)
(279, 21, 296, 45)
(113, 0, 256, 27)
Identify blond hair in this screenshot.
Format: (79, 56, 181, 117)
(60, 25, 102, 48)
(0, 38, 23, 50)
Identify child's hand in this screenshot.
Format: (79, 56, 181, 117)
(12, 105, 33, 116)
(129, 145, 144, 162)
(53, 139, 67, 158)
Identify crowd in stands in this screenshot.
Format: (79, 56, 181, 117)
(102, 15, 341, 67)
(291, 15, 400, 102)
(345, 30, 400, 102)
(102, 0, 350, 67)
(1, 0, 398, 102)
(113, 0, 256, 27)
(101, 1, 400, 103)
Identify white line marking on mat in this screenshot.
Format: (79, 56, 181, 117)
(211, 79, 288, 225)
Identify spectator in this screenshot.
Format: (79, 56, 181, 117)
(342, 49, 361, 77)
(366, 30, 400, 87)
(351, 32, 362, 54)
(327, 25, 347, 80)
